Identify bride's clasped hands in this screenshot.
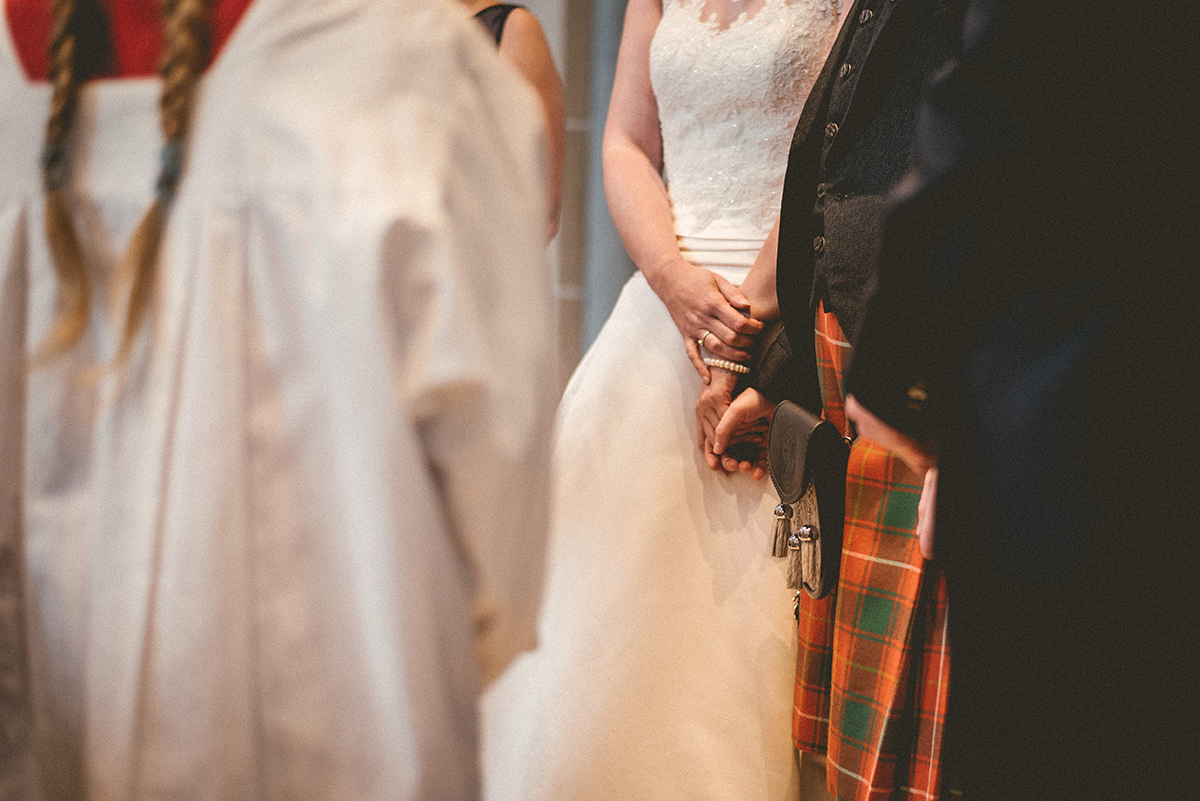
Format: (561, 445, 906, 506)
(690, 217, 784, 479)
(643, 254, 765, 381)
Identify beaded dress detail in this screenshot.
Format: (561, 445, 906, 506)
(651, 0, 840, 243)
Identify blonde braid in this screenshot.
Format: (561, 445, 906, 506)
(114, 0, 212, 367)
(35, 0, 90, 362)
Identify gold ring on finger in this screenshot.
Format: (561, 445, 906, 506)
(698, 330, 712, 350)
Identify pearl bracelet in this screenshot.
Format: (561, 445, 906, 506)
(703, 357, 749, 374)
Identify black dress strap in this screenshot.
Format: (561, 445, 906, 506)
(473, 4, 523, 46)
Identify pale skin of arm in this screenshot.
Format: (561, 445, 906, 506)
(464, 2, 566, 241)
(604, 0, 766, 382)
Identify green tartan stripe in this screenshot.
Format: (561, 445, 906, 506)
(881, 489, 919, 531)
(857, 594, 895, 637)
(839, 689, 884, 745)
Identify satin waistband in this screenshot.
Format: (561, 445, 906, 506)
(677, 233, 761, 286)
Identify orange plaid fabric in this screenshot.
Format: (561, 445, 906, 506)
(792, 302, 853, 752)
(793, 304, 951, 801)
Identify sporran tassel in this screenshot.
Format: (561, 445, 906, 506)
(786, 539, 805, 590)
(772, 503, 791, 557)
(786, 486, 820, 592)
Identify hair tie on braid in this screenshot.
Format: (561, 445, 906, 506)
(41, 139, 70, 192)
(156, 140, 185, 201)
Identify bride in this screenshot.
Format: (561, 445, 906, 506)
(485, 0, 843, 798)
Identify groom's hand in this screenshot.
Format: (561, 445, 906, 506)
(845, 395, 937, 559)
(710, 387, 775, 479)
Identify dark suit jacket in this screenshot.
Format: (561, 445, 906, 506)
(846, 1, 1199, 797)
(757, 0, 963, 411)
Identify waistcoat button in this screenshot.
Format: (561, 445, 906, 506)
(825, 122, 839, 138)
(840, 62, 853, 78)
(860, 9, 874, 24)
(813, 236, 826, 253)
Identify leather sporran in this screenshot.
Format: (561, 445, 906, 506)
(767, 401, 850, 599)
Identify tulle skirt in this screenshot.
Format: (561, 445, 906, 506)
(482, 265, 800, 800)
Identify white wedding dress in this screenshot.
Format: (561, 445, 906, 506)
(483, 1, 840, 799)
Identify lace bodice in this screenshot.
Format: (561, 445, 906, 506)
(650, 0, 839, 241)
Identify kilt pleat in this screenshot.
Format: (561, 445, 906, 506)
(792, 304, 951, 801)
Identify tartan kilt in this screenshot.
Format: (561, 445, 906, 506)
(792, 304, 951, 801)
